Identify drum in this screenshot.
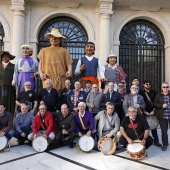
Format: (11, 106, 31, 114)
(146, 116, 158, 130)
(78, 135, 95, 152)
(32, 136, 50, 152)
(98, 137, 116, 155)
(0, 136, 8, 150)
(127, 142, 146, 160)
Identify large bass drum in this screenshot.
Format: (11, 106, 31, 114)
(127, 141, 146, 160)
(146, 116, 158, 130)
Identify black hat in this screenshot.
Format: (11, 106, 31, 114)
(143, 80, 151, 84)
(0, 51, 15, 60)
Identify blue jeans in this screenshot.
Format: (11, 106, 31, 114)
(5, 130, 14, 140)
(14, 126, 32, 142)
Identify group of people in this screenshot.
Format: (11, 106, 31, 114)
(0, 27, 169, 156)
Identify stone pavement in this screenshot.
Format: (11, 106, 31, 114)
(0, 129, 169, 170)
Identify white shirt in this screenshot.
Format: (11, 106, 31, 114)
(74, 55, 105, 78)
(79, 111, 85, 117)
(103, 114, 113, 131)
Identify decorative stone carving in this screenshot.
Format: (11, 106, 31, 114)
(100, 0, 114, 15)
(10, 0, 27, 12)
(47, 0, 80, 8)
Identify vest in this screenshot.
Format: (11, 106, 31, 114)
(81, 57, 98, 77)
(104, 65, 117, 82)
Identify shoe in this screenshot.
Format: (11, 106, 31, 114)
(162, 145, 167, 151)
(18, 140, 25, 145)
(69, 144, 74, 148)
(116, 148, 119, 151)
(154, 142, 162, 147)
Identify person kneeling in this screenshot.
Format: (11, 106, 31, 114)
(14, 104, 34, 145)
(28, 104, 55, 142)
(55, 104, 76, 148)
(119, 106, 153, 152)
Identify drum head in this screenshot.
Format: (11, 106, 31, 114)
(32, 136, 48, 152)
(146, 116, 158, 130)
(101, 139, 113, 155)
(79, 135, 94, 152)
(127, 143, 144, 153)
(0, 136, 8, 150)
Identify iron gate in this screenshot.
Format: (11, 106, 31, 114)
(119, 19, 165, 92)
(0, 22, 4, 51)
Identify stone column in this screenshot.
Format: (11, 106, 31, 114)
(11, 0, 26, 61)
(99, 0, 113, 64)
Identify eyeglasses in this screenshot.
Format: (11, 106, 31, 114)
(162, 86, 169, 88)
(118, 85, 123, 87)
(92, 87, 97, 88)
(131, 87, 139, 90)
(145, 83, 151, 86)
(25, 85, 31, 86)
(39, 108, 46, 110)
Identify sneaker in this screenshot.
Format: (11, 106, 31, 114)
(154, 142, 162, 147)
(162, 145, 167, 151)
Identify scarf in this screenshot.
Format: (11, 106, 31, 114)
(20, 56, 33, 67)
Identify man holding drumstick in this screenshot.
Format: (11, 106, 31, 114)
(119, 106, 153, 150)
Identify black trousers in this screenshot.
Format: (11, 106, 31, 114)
(55, 130, 76, 145)
(119, 135, 153, 149)
(159, 119, 170, 146)
(14, 126, 32, 142)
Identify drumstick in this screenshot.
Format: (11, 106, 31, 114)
(137, 107, 143, 114)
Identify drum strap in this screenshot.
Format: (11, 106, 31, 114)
(129, 119, 144, 140)
(78, 113, 89, 130)
(144, 92, 152, 102)
(104, 111, 115, 129)
(0, 127, 7, 133)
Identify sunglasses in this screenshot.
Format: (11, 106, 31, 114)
(162, 86, 169, 88)
(145, 83, 151, 86)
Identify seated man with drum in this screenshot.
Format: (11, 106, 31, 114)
(14, 104, 34, 145)
(0, 102, 14, 151)
(95, 102, 120, 155)
(55, 104, 76, 148)
(74, 102, 95, 138)
(28, 104, 55, 144)
(95, 102, 120, 139)
(119, 106, 153, 153)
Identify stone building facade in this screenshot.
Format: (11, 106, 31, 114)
(0, 0, 170, 91)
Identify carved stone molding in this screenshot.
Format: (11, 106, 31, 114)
(10, 0, 27, 13)
(47, 0, 80, 8)
(100, 0, 114, 15)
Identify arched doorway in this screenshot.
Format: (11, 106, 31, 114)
(38, 16, 88, 82)
(0, 21, 4, 51)
(119, 19, 165, 91)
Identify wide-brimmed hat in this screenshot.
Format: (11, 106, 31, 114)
(0, 51, 15, 60)
(21, 44, 33, 51)
(45, 28, 66, 39)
